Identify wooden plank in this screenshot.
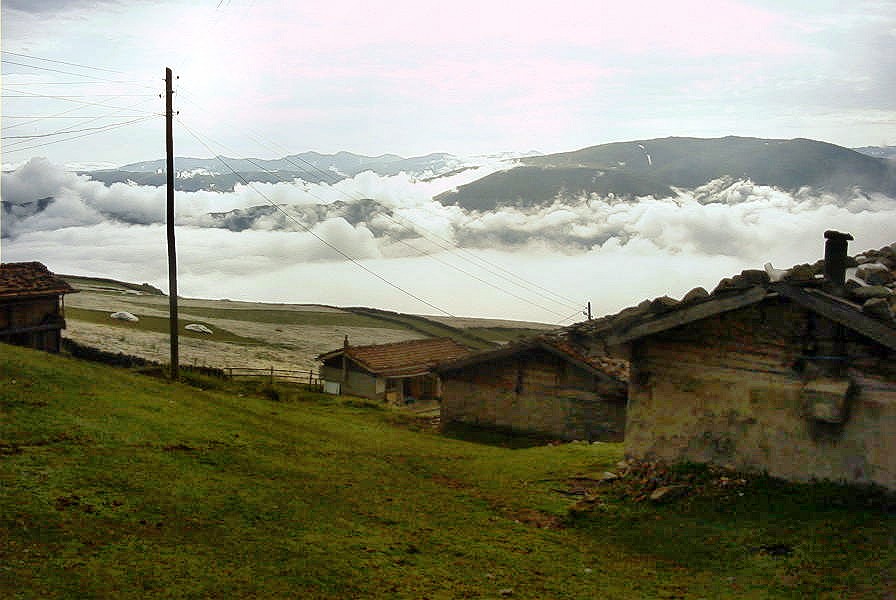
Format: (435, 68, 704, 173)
(773, 284, 896, 350)
(608, 287, 768, 344)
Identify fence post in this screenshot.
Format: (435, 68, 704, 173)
(269, 366, 274, 386)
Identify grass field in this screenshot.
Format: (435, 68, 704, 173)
(65, 307, 262, 346)
(2, 344, 894, 598)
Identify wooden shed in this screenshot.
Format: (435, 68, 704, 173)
(0, 262, 76, 353)
(436, 336, 628, 441)
(317, 337, 472, 404)
(591, 234, 896, 489)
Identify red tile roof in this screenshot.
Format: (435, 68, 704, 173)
(319, 338, 473, 377)
(0, 262, 76, 299)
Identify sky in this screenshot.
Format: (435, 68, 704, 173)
(2, 0, 896, 167)
(2, 0, 896, 323)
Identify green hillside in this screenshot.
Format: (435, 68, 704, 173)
(2, 345, 894, 598)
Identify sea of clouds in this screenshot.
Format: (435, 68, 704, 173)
(2, 157, 894, 323)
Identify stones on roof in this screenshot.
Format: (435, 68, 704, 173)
(570, 241, 896, 340)
(0, 262, 76, 299)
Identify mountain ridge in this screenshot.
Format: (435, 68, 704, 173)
(436, 136, 896, 210)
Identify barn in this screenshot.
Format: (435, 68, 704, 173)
(437, 335, 628, 441)
(0, 262, 77, 353)
(583, 232, 896, 488)
(317, 337, 472, 404)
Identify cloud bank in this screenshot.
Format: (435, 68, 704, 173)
(2, 158, 894, 322)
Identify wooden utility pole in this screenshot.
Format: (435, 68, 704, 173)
(165, 67, 179, 379)
(585, 301, 592, 320)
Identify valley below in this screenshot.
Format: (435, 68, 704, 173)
(60, 275, 554, 373)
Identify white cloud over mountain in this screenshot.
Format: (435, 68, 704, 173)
(2, 158, 894, 322)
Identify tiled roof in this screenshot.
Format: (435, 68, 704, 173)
(320, 338, 473, 377)
(436, 334, 629, 384)
(538, 335, 630, 382)
(0, 262, 76, 299)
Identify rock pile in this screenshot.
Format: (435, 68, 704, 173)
(568, 458, 750, 513)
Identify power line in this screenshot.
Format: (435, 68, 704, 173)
(213, 120, 583, 309)
(2, 117, 156, 140)
(0, 59, 153, 88)
(174, 87, 582, 312)
(3, 91, 155, 98)
(0, 50, 124, 73)
(168, 110, 576, 318)
(177, 118, 457, 318)
(3, 115, 159, 154)
(0, 88, 158, 113)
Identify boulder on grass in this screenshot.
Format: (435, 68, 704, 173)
(110, 311, 139, 322)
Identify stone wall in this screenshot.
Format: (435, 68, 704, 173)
(441, 348, 626, 441)
(625, 299, 896, 489)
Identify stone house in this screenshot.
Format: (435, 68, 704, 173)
(0, 262, 77, 353)
(573, 232, 896, 489)
(317, 337, 472, 404)
(436, 335, 628, 441)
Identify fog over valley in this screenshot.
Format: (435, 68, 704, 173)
(3, 147, 894, 323)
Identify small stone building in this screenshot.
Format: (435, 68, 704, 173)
(318, 337, 472, 404)
(0, 262, 76, 353)
(437, 336, 628, 441)
(582, 232, 896, 489)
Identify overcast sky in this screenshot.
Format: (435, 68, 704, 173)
(3, 0, 895, 167)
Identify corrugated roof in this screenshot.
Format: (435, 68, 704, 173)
(319, 337, 473, 377)
(0, 262, 77, 299)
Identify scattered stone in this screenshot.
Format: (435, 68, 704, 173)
(599, 472, 619, 482)
(845, 279, 863, 292)
(185, 323, 213, 334)
(650, 296, 680, 312)
(681, 287, 710, 303)
(850, 286, 892, 301)
(649, 484, 690, 503)
(499, 588, 514, 597)
(110, 311, 139, 322)
(758, 543, 793, 557)
(788, 264, 817, 283)
(863, 298, 895, 321)
(866, 270, 894, 286)
(740, 269, 770, 285)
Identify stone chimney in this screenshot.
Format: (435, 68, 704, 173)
(823, 230, 853, 290)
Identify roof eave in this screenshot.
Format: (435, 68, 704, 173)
(607, 286, 770, 345)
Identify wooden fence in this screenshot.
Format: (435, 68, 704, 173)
(225, 366, 321, 387)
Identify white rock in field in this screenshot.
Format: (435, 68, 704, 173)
(110, 311, 139, 322)
(185, 323, 213, 334)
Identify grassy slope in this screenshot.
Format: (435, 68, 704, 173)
(344, 307, 498, 351)
(1, 345, 894, 598)
(66, 307, 261, 345)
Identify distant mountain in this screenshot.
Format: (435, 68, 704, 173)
(82, 151, 466, 191)
(853, 146, 896, 160)
(437, 137, 896, 210)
